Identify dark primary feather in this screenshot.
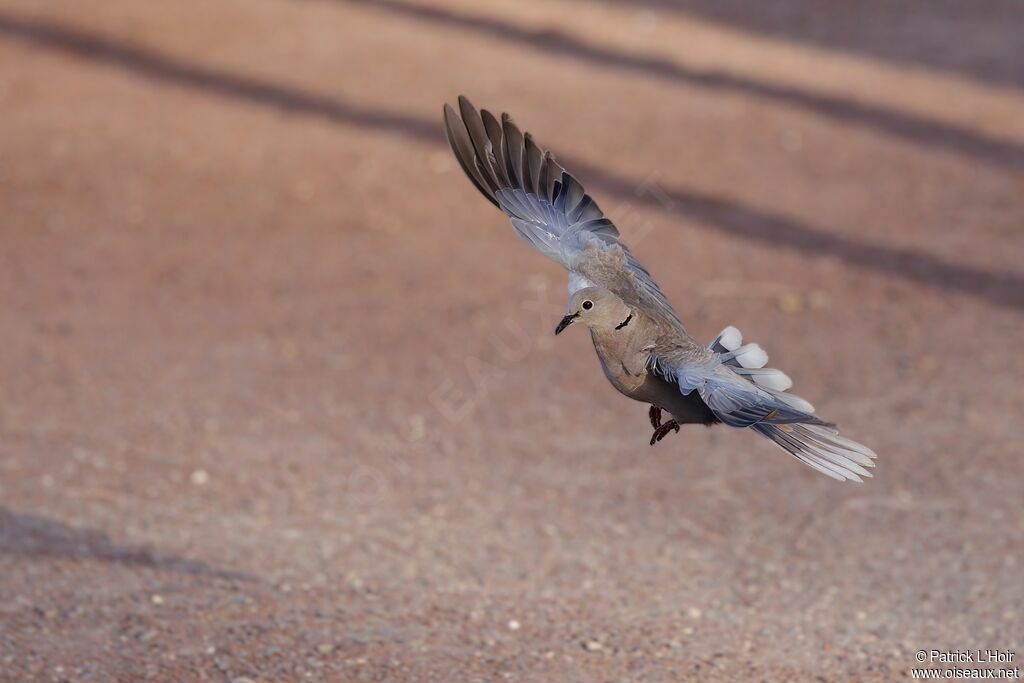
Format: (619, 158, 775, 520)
(443, 95, 685, 329)
(443, 103, 496, 206)
(444, 96, 603, 227)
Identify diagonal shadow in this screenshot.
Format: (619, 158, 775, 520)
(0, 14, 434, 141)
(0, 13, 1021, 311)
(0, 506, 251, 580)
(570, 0, 1024, 91)
(0, 13, 438, 142)
(568, 159, 1024, 310)
(337, 0, 1024, 173)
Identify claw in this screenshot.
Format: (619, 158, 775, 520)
(649, 405, 662, 430)
(649, 419, 681, 446)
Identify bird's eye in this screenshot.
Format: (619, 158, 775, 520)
(582, 300, 593, 310)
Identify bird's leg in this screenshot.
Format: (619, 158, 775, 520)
(649, 418, 681, 446)
(649, 405, 663, 429)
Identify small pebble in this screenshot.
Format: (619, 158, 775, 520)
(317, 643, 334, 655)
(583, 640, 603, 652)
(151, 595, 164, 606)
(777, 293, 803, 314)
(507, 620, 520, 631)
(190, 469, 210, 486)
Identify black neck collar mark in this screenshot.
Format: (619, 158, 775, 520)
(615, 313, 633, 330)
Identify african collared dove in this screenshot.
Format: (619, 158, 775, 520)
(443, 96, 876, 482)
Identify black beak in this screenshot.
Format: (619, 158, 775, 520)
(555, 313, 578, 335)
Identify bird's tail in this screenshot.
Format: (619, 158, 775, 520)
(752, 422, 877, 482)
(710, 326, 877, 482)
(709, 325, 814, 412)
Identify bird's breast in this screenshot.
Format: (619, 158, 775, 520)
(591, 333, 650, 397)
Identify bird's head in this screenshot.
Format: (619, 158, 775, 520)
(555, 287, 632, 335)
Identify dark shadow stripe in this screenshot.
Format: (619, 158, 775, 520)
(1, 13, 1020, 311)
(568, 158, 1024, 310)
(340, 0, 1024, 172)
(0, 506, 251, 580)
(569, 0, 1024, 91)
(0, 14, 439, 142)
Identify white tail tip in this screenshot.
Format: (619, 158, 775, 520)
(735, 343, 768, 369)
(718, 326, 742, 351)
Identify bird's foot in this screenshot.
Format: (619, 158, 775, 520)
(649, 405, 663, 429)
(649, 418, 680, 446)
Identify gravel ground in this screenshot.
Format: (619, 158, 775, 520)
(1, 1, 1022, 681)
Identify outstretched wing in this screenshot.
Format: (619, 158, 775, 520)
(443, 96, 683, 329)
(652, 326, 877, 482)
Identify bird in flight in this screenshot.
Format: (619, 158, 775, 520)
(443, 96, 876, 482)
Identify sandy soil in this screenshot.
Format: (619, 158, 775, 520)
(1, 1, 1022, 681)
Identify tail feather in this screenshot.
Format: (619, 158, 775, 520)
(714, 326, 877, 482)
(710, 325, 742, 353)
(710, 326, 813, 411)
(721, 343, 769, 369)
(768, 389, 815, 415)
(795, 424, 876, 467)
(754, 423, 876, 482)
(731, 367, 792, 391)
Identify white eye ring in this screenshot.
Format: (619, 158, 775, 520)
(582, 300, 593, 310)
